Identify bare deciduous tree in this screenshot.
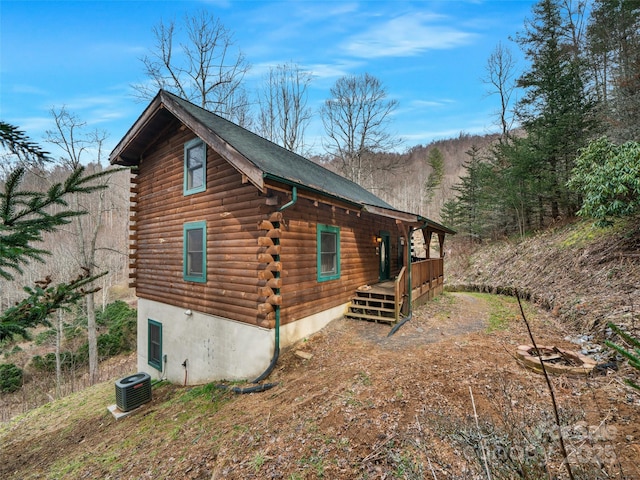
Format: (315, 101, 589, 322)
(257, 62, 312, 155)
(45, 108, 120, 386)
(320, 73, 400, 189)
(483, 42, 517, 139)
(133, 9, 251, 126)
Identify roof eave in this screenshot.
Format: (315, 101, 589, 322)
(263, 173, 362, 209)
(109, 92, 164, 166)
(159, 92, 265, 190)
(363, 205, 456, 234)
(362, 204, 421, 224)
(109, 90, 265, 191)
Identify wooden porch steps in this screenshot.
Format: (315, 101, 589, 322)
(346, 283, 398, 324)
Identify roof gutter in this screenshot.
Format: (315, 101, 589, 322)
(279, 185, 298, 212)
(263, 173, 365, 211)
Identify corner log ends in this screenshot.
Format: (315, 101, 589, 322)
(256, 213, 283, 327)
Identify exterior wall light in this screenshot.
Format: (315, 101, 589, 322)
(184, 309, 193, 316)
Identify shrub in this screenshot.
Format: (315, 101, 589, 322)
(97, 332, 126, 358)
(34, 328, 56, 346)
(0, 363, 24, 393)
(568, 138, 640, 226)
(29, 301, 137, 372)
(99, 301, 137, 355)
(97, 300, 136, 327)
(606, 322, 640, 391)
(31, 351, 81, 372)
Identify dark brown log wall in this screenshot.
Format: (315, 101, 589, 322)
(130, 126, 404, 329)
(131, 128, 266, 326)
(274, 193, 402, 325)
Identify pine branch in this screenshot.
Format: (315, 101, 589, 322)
(0, 269, 107, 342)
(607, 322, 640, 349)
(0, 121, 51, 163)
(0, 165, 120, 280)
(605, 322, 640, 391)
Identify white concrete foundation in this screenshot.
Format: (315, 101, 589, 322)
(137, 298, 348, 385)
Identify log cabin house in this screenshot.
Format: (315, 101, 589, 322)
(109, 90, 454, 385)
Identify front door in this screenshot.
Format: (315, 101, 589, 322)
(379, 231, 391, 281)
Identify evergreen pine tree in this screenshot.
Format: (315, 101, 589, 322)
(515, 0, 599, 220)
(0, 123, 112, 340)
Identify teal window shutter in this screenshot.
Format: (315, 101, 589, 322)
(148, 319, 162, 370)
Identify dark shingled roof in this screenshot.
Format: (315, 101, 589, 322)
(163, 91, 394, 210)
(110, 90, 455, 233)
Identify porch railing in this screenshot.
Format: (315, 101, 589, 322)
(394, 258, 444, 321)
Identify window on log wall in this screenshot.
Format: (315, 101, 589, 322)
(317, 224, 340, 282)
(184, 221, 207, 283)
(184, 137, 206, 195)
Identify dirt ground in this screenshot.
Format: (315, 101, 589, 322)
(2, 291, 638, 479)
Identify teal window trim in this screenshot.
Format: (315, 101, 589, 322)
(184, 137, 206, 195)
(317, 223, 340, 282)
(183, 221, 207, 283)
(148, 319, 162, 371)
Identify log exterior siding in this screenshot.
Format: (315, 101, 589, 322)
(274, 194, 402, 326)
(131, 126, 402, 328)
(111, 90, 454, 383)
(132, 128, 266, 326)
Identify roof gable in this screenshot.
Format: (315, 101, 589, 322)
(110, 90, 393, 208)
(109, 90, 454, 233)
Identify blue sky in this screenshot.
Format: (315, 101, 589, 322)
(1, 0, 536, 160)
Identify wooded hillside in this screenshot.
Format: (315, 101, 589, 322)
(1, 218, 639, 479)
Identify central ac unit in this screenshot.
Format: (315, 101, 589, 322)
(115, 372, 152, 412)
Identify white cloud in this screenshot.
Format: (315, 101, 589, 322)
(10, 116, 53, 137)
(297, 1, 360, 21)
(306, 61, 363, 81)
(402, 126, 482, 145)
(343, 12, 476, 59)
(409, 99, 457, 109)
(64, 94, 120, 112)
(10, 84, 49, 96)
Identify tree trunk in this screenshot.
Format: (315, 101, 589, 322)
(86, 292, 98, 385)
(55, 309, 63, 399)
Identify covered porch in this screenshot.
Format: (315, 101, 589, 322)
(344, 208, 454, 324)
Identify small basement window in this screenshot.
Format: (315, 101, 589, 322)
(184, 137, 206, 195)
(317, 224, 340, 282)
(148, 319, 162, 371)
(184, 221, 207, 282)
